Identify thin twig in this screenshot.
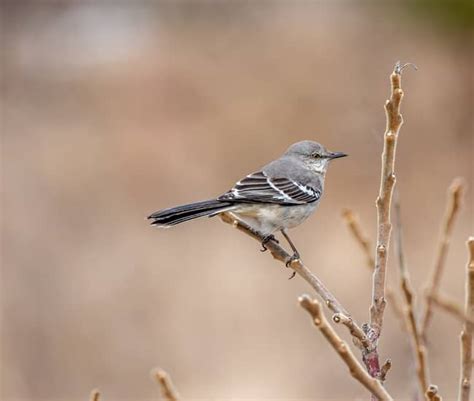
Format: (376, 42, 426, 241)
(420, 178, 465, 338)
(220, 212, 370, 349)
(342, 208, 406, 330)
(385, 290, 407, 330)
(299, 295, 394, 401)
(394, 191, 430, 397)
(426, 385, 442, 401)
(342, 209, 374, 268)
(89, 389, 100, 401)
(459, 237, 474, 401)
(379, 359, 392, 382)
(333, 313, 372, 348)
(153, 369, 179, 401)
(430, 293, 474, 325)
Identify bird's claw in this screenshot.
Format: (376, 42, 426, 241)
(286, 253, 299, 279)
(285, 253, 300, 268)
(260, 235, 278, 252)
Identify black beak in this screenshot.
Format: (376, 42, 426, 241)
(328, 151, 348, 159)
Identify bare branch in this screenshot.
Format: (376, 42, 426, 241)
(153, 369, 179, 401)
(459, 237, 474, 401)
(89, 389, 100, 401)
(342, 208, 407, 331)
(220, 212, 370, 349)
(430, 293, 474, 325)
(370, 61, 405, 337)
(359, 61, 411, 388)
(426, 385, 442, 401)
(299, 295, 394, 401)
(342, 209, 374, 268)
(394, 192, 430, 397)
(385, 290, 408, 331)
(421, 178, 465, 338)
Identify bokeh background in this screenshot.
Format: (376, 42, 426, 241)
(2, 1, 473, 400)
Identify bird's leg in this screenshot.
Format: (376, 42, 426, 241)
(260, 234, 279, 252)
(281, 229, 301, 258)
(281, 229, 301, 275)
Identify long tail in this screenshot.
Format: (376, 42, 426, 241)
(147, 199, 235, 227)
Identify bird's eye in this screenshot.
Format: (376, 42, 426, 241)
(312, 153, 321, 159)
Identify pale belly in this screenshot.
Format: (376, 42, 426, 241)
(232, 202, 318, 236)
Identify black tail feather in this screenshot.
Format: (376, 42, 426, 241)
(148, 199, 234, 227)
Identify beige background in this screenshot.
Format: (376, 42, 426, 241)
(2, 2, 473, 400)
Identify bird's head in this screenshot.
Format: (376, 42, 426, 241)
(285, 140, 347, 174)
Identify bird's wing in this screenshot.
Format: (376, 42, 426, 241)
(218, 171, 321, 205)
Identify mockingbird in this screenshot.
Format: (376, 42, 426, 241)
(148, 141, 346, 265)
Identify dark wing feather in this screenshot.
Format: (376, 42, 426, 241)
(218, 171, 320, 205)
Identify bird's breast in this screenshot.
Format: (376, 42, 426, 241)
(277, 203, 318, 229)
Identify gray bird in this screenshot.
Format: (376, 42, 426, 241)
(148, 140, 347, 264)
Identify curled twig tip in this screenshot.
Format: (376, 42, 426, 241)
(394, 61, 418, 74)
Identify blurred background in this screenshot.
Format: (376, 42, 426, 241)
(1, 1, 473, 400)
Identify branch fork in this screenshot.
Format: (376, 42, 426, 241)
(421, 178, 465, 339)
(370, 62, 405, 341)
(220, 62, 411, 399)
(220, 211, 366, 346)
(299, 295, 393, 401)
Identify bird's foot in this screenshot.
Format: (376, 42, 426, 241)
(260, 234, 279, 252)
(285, 252, 301, 268)
(286, 253, 300, 279)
